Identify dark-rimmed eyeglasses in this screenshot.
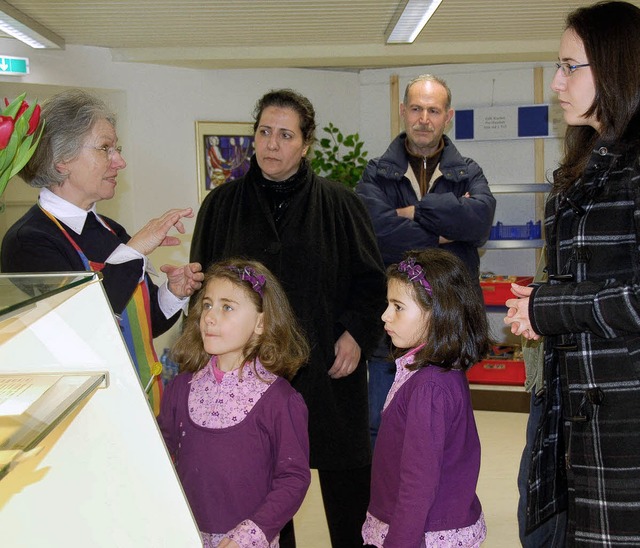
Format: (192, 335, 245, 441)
(555, 62, 590, 77)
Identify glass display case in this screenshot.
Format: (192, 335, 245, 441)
(0, 271, 96, 315)
(0, 272, 200, 546)
(0, 371, 107, 480)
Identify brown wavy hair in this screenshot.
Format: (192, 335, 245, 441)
(553, 1, 640, 194)
(171, 258, 309, 380)
(387, 248, 491, 371)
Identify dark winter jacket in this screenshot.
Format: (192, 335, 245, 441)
(190, 157, 386, 470)
(355, 133, 495, 278)
(528, 140, 640, 543)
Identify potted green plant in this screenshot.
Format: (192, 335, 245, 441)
(310, 122, 368, 189)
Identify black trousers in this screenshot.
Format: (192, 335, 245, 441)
(279, 464, 371, 548)
(318, 464, 371, 548)
(278, 519, 296, 548)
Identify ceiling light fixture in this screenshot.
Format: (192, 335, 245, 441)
(385, 0, 444, 44)
(0, 0, 64, 49)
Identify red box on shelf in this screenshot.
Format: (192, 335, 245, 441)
(480, 275, 534, 306)
(466, 359, 526, 386)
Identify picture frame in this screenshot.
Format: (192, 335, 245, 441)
(195, 121, 255, 202)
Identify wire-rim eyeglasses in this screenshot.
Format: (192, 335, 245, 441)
(83, 145, 123, 159)
(555, 62, 590, 77)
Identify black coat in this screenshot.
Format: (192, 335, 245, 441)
(529, 141, 640, 542)
(191, 159, 386, 469)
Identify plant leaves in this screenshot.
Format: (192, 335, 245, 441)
(311, 123, 368, 189)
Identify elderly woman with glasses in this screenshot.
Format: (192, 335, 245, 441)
(1, 89, 203, 414)
(505, 2, 640, 545)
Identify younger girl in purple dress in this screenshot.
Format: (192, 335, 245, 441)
(362, 248, 490, 547)
(158, 259, 311, 548)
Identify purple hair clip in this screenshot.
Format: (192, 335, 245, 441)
(397, 258, 432, 295)
(228, 266, 266, 298)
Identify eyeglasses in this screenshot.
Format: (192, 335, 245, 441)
(83, 145, 123, 159)
(555, 62, 590, 77)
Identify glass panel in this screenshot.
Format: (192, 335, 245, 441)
(0, 372, 107, 480)
(0, 272, 98, 321)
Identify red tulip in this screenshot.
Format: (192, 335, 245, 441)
(0, 115, 15, 150)
(14, 100, 29, 120)
(26, 104, 41, 136)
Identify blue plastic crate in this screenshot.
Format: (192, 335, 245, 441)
(490, 220, 541, 240)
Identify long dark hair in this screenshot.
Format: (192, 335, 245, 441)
(387, 249, 491, 371)
(554, 1, 640, 193)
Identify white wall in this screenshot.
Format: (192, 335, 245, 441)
(0, 40, 560, 348)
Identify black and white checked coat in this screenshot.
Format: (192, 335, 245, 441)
(528, 140, 640, 546)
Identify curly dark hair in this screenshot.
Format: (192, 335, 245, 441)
(386, 248, 491, 371)
(171, 258, 309, 381)
(252, 88, 316, 145)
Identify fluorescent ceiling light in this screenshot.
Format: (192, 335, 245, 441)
(0, 0, 64, 49)
(385, 0, 444, 44)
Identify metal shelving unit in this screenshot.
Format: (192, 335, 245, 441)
(470, 183, 550, 409)
(483, 183, 550, 250)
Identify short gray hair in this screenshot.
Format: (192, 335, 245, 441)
(20, 89, 116, 188)
(403, 74, 452, 110)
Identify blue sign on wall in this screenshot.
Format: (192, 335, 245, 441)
(454, 104, 565, 141)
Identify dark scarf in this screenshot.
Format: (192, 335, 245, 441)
(253, 155, 309, 227)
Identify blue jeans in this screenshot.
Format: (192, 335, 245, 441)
(367, 359, 396, 449)
(517, 392, 567, 547)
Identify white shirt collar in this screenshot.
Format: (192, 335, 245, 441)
(38, 188, 108, 234)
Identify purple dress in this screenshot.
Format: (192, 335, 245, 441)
(363, 349, 486, 547)
(158, 360, 310, 545)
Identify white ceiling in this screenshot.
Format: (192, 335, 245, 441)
(3, 0, 636, 70)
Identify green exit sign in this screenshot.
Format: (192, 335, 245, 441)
(0, 56, 29, 76)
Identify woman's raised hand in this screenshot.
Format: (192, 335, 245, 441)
(127, 208, 194, 256)
(161, 262, 204, 298)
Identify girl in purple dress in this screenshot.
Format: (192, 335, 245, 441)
(158, 259, 311, 548)
(362, 248, 490, 547)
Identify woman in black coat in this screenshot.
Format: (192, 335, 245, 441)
(191, 89, 386, 547)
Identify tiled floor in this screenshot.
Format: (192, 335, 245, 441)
(295, 410, 528, 547)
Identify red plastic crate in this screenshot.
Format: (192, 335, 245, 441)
(480, 275, 534, 306)
(466, 359, 525, 386)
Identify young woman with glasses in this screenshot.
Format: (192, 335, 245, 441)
(505, 2, 640, 545)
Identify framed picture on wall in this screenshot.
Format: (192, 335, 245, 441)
(195, 121, 255, 202)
